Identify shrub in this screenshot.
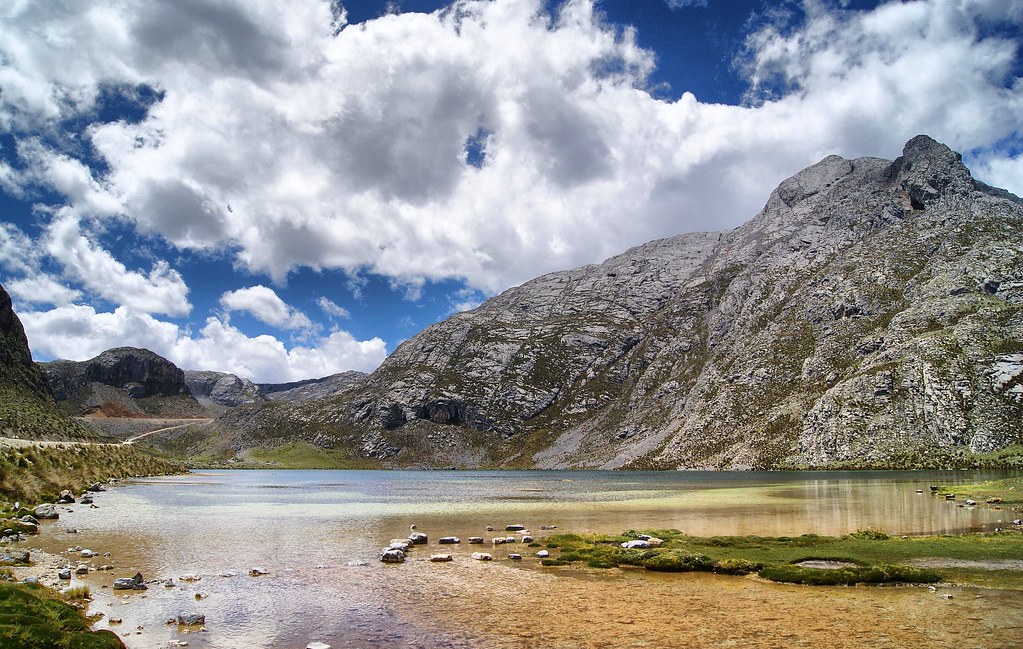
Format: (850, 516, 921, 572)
(846, 529, 891, 541)
(712, 558, 763, 575)
(643, 551, 714, 573)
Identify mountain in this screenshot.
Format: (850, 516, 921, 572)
(41, 348, 208, 419)
(258, 371, 367, 402)
(0, 283, 105, 441)
(184, 370, 264, 413)
(121, 136, 1023, 468)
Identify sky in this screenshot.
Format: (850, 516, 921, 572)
(1, 0, 1021, 384)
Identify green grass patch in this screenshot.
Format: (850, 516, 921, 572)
(0, 581, 124, 648)
(936, 476, 1023, 506)
(541, 528, 1023, 588)
(759, 563, 940, 586)
(241, 441, 383, 469)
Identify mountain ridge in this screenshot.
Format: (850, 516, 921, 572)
(197, 135, 1022, 469)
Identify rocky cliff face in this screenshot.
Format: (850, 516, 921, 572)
(42, 348, 207, 418)
(211, 136, 1023, 469)
(0, 284, 104, 441)
(184, 370, 264, 412)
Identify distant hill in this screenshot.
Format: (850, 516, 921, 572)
(41, 348, 208, 419)
(201, 136, 1023, 469)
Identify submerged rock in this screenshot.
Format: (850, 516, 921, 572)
(380, 549, 406, 564)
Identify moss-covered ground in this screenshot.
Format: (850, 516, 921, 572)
(540, 527, 1023, 588)
(0, 581, 124, 648)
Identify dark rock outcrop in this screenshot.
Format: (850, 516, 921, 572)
(184, 370, 264, 412)
(0, 283, 54, 404)
(41, 348, 206, 418)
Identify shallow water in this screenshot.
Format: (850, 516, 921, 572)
(30, 469, 1023, 648)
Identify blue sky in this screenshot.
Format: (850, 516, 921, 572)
(1, 0, 1021, 383)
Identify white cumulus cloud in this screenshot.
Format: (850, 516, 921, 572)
(19, 304, 386, 383)
(219, 285, 313, 331)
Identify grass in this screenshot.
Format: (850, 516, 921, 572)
(935, 475, 1023, 506)
(0, 443, 185, 503)
(540, 528, 1023, 588)
(239, 441, 383, 469)
(0, 581, 124, 648)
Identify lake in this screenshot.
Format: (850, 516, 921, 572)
(32, 469, 1023, 648)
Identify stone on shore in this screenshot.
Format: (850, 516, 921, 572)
(113, 572, 147, 590)
(408, 532, 428, 545)
(536, 550, 550, 558)
(249, 567, 268, 576)
(430, 554, 454, 562)
(470, 552, 493, 561)
(34, 504, 59, 520)
(468, 537, 484, 544)
(505, 524, 526, 531)
(439, 536, 460, 544)
(621, 540, 651, 549)
(0, 549, 30, 565)
(57, 490, 75, 504)
(177, 613, 206, 626)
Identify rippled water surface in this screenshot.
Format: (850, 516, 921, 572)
(34, 469, 1021, 648)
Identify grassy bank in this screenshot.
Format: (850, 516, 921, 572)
(935, 475, 1023, 506)
(540, 527, 1023, 588)
(0, 443, 186, 503)
(0, 580, 124, 648)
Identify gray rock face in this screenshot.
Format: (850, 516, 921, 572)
(258, 371, 367, 402)
(185, 370, 264, 410)
(41, 348, 206, 418)
(0, 283, 53, 403)
(212, 136, 1023, 469)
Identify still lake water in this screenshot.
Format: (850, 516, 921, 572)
(36, 469, 1021, 648)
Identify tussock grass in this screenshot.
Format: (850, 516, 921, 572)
(0, 581, 124, 648)
(0, 444, 185, 503)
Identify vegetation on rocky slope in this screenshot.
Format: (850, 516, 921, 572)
(0, 444, 185, 503)
(0, 581, 124, 648)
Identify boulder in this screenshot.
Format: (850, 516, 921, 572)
(505, 524, 526, 531)
(536, 550, 550, 558)
(75, 565, 89, 575)
(508, 554, 523, 560)
(113, 572, 147, 590)
(380, 549, 406, 564)
(0, 549, 29, 565)
(468, 537, 484, 544)
(438, 537, 460, 544)
(57, 568, 72, 580)
(470, 552, 493, 561)
(248, 567, 268, 576)
(521, 536, 534, 543)
(429, 554, 454, 562)
(621, 540, 651, 549)
(177, 613, 206, 626)
(407, 532, 428, 545)
(34, 504, 59, 520)
(86, 483, 106, 492)
(79, 495, 94, 505)
(57, 490, 75, 504)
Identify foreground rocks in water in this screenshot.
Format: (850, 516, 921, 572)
(113, 572, 147, 590)
(57, 490, 75, 504)
(438, 536, 460, 544)
(380, 549, 406, 563)
(408, 532, 428, 545)
(176, 613, 206, 626)
(34, 504, 59, 520)
(430, 554, 454, 562)
(249, 567, 268, 576)
(468, 537, 484, 544)
(470, 552, 493, 561)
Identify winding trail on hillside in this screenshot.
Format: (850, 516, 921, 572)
(123, 419, 210, 444)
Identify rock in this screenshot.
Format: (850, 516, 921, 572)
(34, 504, 59, 520)
(80, 549, 97, 558)
(176, 614, 206, 626)
(79, 495, 94, 505)
(57, 490, 75, 504)
(965, 499, 977, 506)
(646, 537, 664, 548)
(621, 540, 651, 549)
(438, 536, 460, 544)
(485, 526, 494, 532)
(536, 550, 550, 558)
(0, 550, 29, 565)
(468, 537, 484, 544)
(429, 554, 453, 562)
(307, 643, 331, 649)
(407, 532, 428, 545)
(57, 568, 72, 580)
(388, 541, 410, 552)
(540, 525, 557, 530)
(19, 515, 39, 525)
(248, 567, 268, 576)
(179, 574, 202, 582)
(492, 537, 508, 545)
(521, 536, 534, 543)
(470, 552, 493, 561)
(97, 565, 113, 571)
(113, 573, 146, 590)
(86, 483, 106, 492)
(75, 565, 89, 575)
(505, 524, 526, 531)
(380, 549, 406, 564)
(508, 554, 523, 560)
(987, 497, 1002, 504)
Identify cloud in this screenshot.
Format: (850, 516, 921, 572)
(220, 285, 313, 330)
(44, 210, 191, 317)
(0, 0, 1021, 301)
(19, 304, 386, 383)
(665, 0, 709, 9)
(5, 276, 82, 306)
(317, 296, 350, 320)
